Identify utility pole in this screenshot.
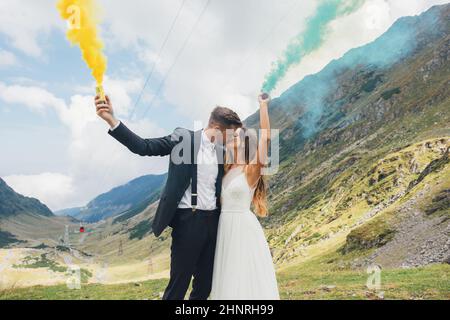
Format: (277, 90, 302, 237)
(118, 240, 123, 256)
(64, 225, 70, 247)
(148, 244, 154, 274)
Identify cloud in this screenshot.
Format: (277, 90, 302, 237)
(0, 81, 167, 210)
(0, 82, 65, 113)
(0, 0, 61, 57)
(0, 50, 17, 68)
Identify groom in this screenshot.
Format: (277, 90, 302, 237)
(94, 95, 242, 300)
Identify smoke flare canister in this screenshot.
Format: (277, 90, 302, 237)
(96, 85, 106, 102)
(261, 93, 269, 100)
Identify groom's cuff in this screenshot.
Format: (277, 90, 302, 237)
(109, 120, 121, 132)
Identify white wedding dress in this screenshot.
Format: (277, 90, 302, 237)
(210, 167, 280, 300)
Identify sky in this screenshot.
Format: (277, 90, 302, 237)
(0, 0, 448, 211)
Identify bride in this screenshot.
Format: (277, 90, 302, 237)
(210, 94, 280, 300)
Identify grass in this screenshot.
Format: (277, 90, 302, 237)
(14, 254, 67, 273)
(361, 74, 383, 93)
(12, 253, 92, 284)
(1, 266, 447, 300)
(1, 253, 448, 300)
(277, 252, 450, 300)
(341, 213, 396, 253)
(381, 87, 401, 100)
(0, 231, 23, 247)
(0, 278, 168, 300)
(129, 220, 152, 240)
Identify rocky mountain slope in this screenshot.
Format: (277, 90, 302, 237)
(243, 4, 450, 269)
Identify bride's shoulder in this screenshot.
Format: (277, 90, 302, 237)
(244, 164, 262, 188)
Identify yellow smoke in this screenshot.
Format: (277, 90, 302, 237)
(56, 0, 107, 85)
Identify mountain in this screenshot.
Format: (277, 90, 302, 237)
(56, 173, 167, 223)
(0, 178, 53, 218)
(0, 178, 77, 248)
(54, 206, 81, 217)
(245, 4, 450, 269)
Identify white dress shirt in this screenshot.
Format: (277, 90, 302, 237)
(178, 130, 218, 210)
(110, 122, 218, 211)
(110, 120, 121, 131)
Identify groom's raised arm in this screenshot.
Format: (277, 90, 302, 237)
(94, 94, 181, 157)
(108, 122, 178, 157)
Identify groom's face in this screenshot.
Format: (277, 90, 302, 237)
(209, 124, 240, 146)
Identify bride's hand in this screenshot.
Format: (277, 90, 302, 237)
(258, 93, 270, 105)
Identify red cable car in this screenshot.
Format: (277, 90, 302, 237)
(79, 223, 85, 233)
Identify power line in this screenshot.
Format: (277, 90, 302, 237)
(128, 0, 188, 122)
(94, 0, 290, 229)
(95, 0, 290, 218)
(91, 1, 213, 244)
(222, 0, 302, 91)
(140, 0, 212, 118)
(95, 0, 189, 190)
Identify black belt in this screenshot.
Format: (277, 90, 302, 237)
(177, 208, 219, 215)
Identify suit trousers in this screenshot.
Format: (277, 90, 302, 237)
(162, 208, 220, 300)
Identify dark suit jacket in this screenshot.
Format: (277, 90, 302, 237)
(109, 122, 224, 237)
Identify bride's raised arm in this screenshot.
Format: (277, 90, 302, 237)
(257, 94, 271, 167)
(246, 94, 271, 186)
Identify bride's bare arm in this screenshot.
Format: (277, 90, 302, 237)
(246, 94, 271, 187)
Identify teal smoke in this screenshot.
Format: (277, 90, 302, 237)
(261, 0, 365, 93)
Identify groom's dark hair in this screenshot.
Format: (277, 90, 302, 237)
(209, 106, 242, 129)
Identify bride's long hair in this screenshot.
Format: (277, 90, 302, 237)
(224, 127, 268, 217)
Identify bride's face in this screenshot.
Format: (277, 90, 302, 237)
(225, 128, 246, 164)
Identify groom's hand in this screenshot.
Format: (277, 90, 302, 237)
(95, 95, 118, 128)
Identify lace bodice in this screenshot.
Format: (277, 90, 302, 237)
(221, 167, 255, 212)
